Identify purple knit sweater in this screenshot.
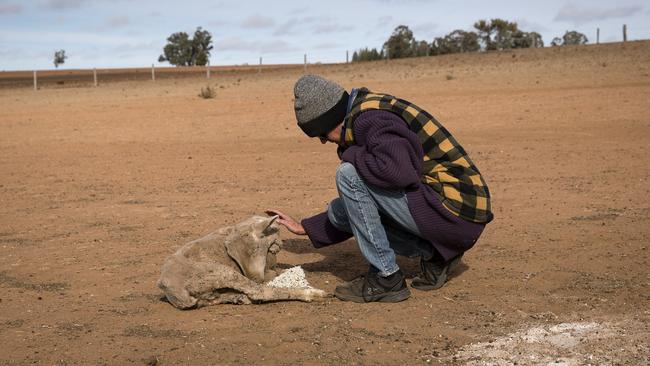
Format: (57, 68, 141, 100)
(301, 110, 485, 261)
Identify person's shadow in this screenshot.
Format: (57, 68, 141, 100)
(279, 238, 469, 282)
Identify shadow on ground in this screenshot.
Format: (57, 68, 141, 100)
(280, 238, 469, 282)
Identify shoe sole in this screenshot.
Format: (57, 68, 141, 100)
(334, 287, 411, 303)
(411, 275, 447, 291)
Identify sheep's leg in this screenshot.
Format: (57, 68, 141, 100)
(192, 268, 329, 303)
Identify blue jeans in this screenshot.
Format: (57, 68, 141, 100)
(327, 163, 434, 277)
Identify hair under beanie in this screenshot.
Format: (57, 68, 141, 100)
(294, 74, 349, 137)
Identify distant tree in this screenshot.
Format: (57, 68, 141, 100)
(53, 49, 67, 68)
(191, 27, 213, 65)
(474, 19, 544, 50)
(512, 31, 544, 48)
(562, 31, 588, 45)
(473, 19, 497, 51)
(531, 32, 544, 47)
(491, 18, 519, 50)
(383, 25, 416, 59)
(159, 32, 191, 65)
(550, 31, 588, 46)
(413, 40, 430, 57)
(431, 30, 480, 55)
(352, 47, 383, 62)
(158, 27, 213, 66)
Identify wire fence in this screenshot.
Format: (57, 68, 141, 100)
(0, 61, 322, 90)
(3, 24, 649, 91)
(1, 48, 356, 90)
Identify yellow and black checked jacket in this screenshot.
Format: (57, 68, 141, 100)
(343, 88, 493, 223)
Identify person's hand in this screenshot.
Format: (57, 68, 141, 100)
(265, 209, 306, 235)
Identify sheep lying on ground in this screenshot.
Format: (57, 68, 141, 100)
(157, 215, 327, 309)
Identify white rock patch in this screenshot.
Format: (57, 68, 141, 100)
(266, 266, 314, 289)
(449, 321, 624, 366)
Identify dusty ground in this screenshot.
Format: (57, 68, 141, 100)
(1, 41, 649, 365)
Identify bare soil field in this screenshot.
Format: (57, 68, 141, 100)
(1, 41, 649, 365)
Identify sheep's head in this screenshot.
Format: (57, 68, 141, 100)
(224, 215, 282, 283)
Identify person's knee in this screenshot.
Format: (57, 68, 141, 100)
(335, 162, 359, 189)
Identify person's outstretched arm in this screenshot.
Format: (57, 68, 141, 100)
(265, 209, 306, 235)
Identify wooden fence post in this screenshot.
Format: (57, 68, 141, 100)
(303, 54, 307, 73)
(623, 24, 627, 42)
(151, 64, 155, 82)
(206, 63, 210, 79)
(597, 28, 600, 44)
(33, 70, 37, 91)
(258, 57, 262, 74)
(93, 68, 97, 87)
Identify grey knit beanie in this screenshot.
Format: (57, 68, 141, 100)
(293, 74, 349, 137)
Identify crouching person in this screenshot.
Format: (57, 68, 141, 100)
(268, 75, 493, 303)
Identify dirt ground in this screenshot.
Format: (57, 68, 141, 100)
(1, 41, 649, 365)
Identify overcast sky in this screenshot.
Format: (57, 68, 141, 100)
(0, 0, 648, 71)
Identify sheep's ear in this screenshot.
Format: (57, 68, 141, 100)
(253, 215, 278, 234)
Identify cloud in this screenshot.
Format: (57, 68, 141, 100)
(0, 47, 19, 57)
(112, 40, 158, 53)
(368, 0, 434, 2)
(0, 47, 52, 66)
(274, 16, 353, 35)
(216, 37, 297, 53)
(516, 18, 549, 33)
(44, 0, 84, 10)
(301, 16, 323, 24)
(364, 29, 389, 43)
(290, 6, 308, 15)
(314, 42, 340, 50)
(241, 14, 275, 29)
(555, 3, 644, 24)
(0, 29, 135, 46)
(377, 15, 393, 26)
(410, 21, 438, 41)
(105, 15, 130, 28)
(0, 3, 22, 14)
(208, 19, 230, 28)
(311, 22, 353, 34)
(273, 18, 298, 36)
(412, 21, 437, 34)
(92, 14, 130, 32)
